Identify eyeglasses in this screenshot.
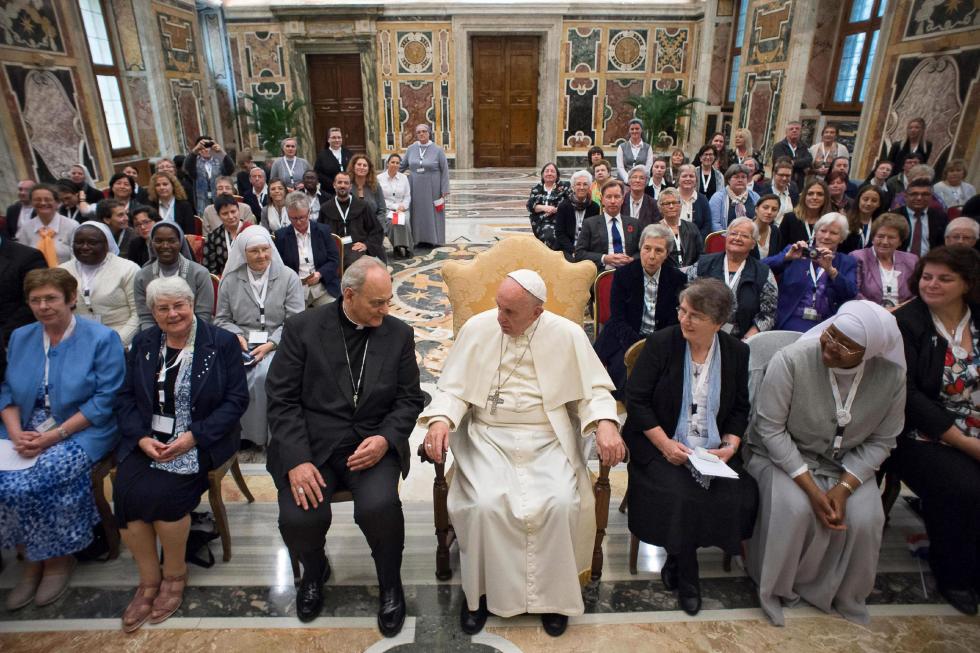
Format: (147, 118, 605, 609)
(153, 301, 191, 315)
(676, 306, 709, 324)
(822, 329, 865, 357)
(727, 231, 753, 241)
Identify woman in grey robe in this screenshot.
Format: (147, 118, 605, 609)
(133, 221, 214, 331)
(400, 123, 449, 247)
(214, 228, 304, 447)
(745, 300, 907, 626)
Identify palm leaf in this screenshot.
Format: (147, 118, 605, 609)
(238, 93, 310, 154)
(624, 91, 704, 147)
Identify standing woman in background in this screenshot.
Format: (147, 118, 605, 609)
(400, 124, 449, 248)
(348, 154, 387, 233)
(378, 153, 414, 259)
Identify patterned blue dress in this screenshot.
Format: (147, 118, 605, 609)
(0, 386, 98, 560)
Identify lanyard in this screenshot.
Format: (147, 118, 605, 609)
(335, 197, 351, 224)
(689, 336, 716, 415)
(418, 145, 429, 160)
(156, 344, 187, 412)
(932, 308, 972, 359)
(724, 257, 746, 290)
(828, 364, 865, 457)
(860, 222, 870, 247)
(672, 228, 682, 255)
(66, 207, 78, 222)
(878, 259, 900, 295)
(204, 161, 213, 179)
(223, 223, 240, 252)
(701, 171, 711, 192)
(42, 317, 76, 409)
(79, 262, 105, 306)
(283, 157, 297, 183)
(808, 261, 825, 288)
(803, 220, 815, 242)
(248, 270, 269, 326)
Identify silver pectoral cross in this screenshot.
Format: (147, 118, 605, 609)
(486, 388, 504, 414)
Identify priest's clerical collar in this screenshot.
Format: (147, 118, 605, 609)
(340, 300, 368, 330)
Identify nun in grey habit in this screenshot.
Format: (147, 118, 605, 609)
(214, 228, 304, 446)
(744, 300, 906, 626)
(399, 123, 449, 246)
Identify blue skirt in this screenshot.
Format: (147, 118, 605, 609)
(0, 439, 98, 561)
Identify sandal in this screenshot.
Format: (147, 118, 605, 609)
(122, 583, 160, 633)
(149, 574, 186, 624)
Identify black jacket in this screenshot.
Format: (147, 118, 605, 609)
(898, 206, 947, 253)
(594, 258, 684, 360)
(5, 203, 31, 239)
(623, 326, 750, 465)
(265, 302, 423, 483)
(274, 221, 341, 298)
(151, 199, 197, 236)
(693, 253, 770, 338)
(0, 237, 47, 345)
(317, 196, 386, 266)
(314, 147, 353, 192)
(115, 319, 249, 470)
(554, 198, 600, 259)
(771, 139, 813, 189)
(574, 213, 641, 271)
(894, 298, 980, 441)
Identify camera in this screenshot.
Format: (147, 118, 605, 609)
(799, 246, 820, 260)
(202, 139, 214, 148)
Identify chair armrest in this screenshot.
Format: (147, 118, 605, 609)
(416, 442, 446, 478)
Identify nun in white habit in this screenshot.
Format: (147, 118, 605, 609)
(214, 228, 304, 446)
(744, 300, 907, 626)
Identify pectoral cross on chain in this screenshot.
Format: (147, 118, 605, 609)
(486, 388, 504, 414)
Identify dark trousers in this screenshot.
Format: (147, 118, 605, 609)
(893, 438, 980, 590)
(277, 446, 404, 588)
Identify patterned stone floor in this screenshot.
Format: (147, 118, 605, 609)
(1, 170, 975, 651)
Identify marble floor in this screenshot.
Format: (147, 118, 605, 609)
(1, 170, 976, 651)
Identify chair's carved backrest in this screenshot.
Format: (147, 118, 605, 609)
(747, 330, 802, 420)
(442, 237, 597, 335)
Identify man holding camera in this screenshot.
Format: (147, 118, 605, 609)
(183, 136, 235, 214)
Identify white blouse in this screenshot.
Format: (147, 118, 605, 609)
(378, 171, 412, 213)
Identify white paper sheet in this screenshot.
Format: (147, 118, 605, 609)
(0, 438, 39, 471)
(688, 447, 739, 479)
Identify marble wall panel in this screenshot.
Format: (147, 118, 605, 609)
(2, 65, 97, 181)
(0, 0, 64, 54)
(127, 76, 159, 157)
(376, 21, 454, 157)
(903, 0, 979, 40)
(157, 8, 199, 74)
(740, 70, 783, 156)
(111, 0, 144, 71)
(746, 0, 793, 67)
(226, 25, 292, 151)
(708, 21, 732, 106)
(803, 0, 843, 109)
(170, 79, 207, 150)
(559, 21, 696, 151)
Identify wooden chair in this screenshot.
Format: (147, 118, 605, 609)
(210, 274, 220, 315)
(704, 230, 727, 254)
(91, 454, 121, 560)
(420, 236, 613, 580)
(207, 453, 256, 562)
(592, 269, 615, 343)
(185, 234, 205, 265)
(332, 233, 344, 274)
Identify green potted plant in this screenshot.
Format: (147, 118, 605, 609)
(624, 90, 703, 150)
(238, 93, 310, 155)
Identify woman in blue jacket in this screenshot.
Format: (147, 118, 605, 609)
(762, 212, 857, 331)
(0, 268, 125, 610)
(113, 275, 248, 632)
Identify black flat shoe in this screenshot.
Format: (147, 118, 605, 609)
(661, 555, 678, 591)
(378, 583, 406, 637)
(938, 585, 978, 616)
(541, 612, 568, 637)
(460, 594, 488, 635)
(678, 579, 701, 616)
(296, 565, 330, 623)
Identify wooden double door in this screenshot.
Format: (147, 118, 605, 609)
(307, 54, 366, 153)
(472, 36, 539, 167)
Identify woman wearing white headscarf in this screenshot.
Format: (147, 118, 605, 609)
(59, 221, 140, 347)
(214, 228, 304, 447)
(744, 300, 907, 626)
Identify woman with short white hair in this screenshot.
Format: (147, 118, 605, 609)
(763, 212, 857, 331)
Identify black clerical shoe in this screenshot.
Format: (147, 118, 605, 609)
(295, 558, 331, 623)
(541, 613, 569, 637)
(460, 594, 488, 635)
(938, 585, 978, 616)
(677, 579, 702, 616)
(661, 554, 678, 591)
(378, 583, 406, 637)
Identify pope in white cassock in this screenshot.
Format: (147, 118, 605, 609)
(421, 269, 626, 638)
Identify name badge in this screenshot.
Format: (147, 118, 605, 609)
(802, 307, 820, 321)
(151, 414, 175, 437)
(36, 416, 57, 432)
(340, 235, 353, 245)
(416, 166, 425, 173)
(248, 330, 269, 346)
